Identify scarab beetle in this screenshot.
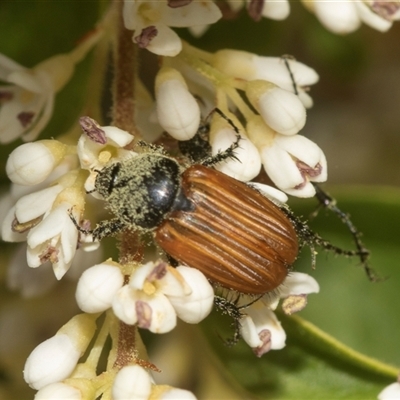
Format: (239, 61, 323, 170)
(89, 150, 298, 295)
(75, 110, 373, 297)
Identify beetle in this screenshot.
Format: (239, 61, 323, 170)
(73, 110, 372, 297)
(87, 148, 297, 295)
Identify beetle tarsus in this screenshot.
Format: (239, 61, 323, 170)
(311, 183, 379, 282)
(214, 295, 243, 346)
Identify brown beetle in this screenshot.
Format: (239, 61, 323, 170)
(75, 111, 372, 299)
(82, 140, 298, 296)
(155, 164, 298, 294)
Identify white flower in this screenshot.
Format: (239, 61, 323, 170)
(308, 0, 400, 34)
(24, 334, 82, 390)
(245, 80, 307, 135)
(160, 388, 197, 400)
(76, 261, 125, 313)
(225, 0, 290, 21)
(378, 381, 400, 400)
(168, 265, 215, 324)
(0, 29, 101, 143)
(212, 50, 319, 108)
(77, 116, 135, 193)
(123, 0, 222, 56)
(240, 272, 319, 357)
(6, 140, 69, 185)
(112, 365, 198, 400)
(155, 67, 201, 140)
(24, 314, 97, 390)
(310, 0, 361, 33)
(210, 112, 261, 182)
(26, 202, 80, 279)
(247, 116, 327, 198)
(112, 365, 152, 400)
(259, 0, 290, 20)
(34, 382, 82, 400)
(112, 261, 214, 333)
(355, 0, 396, 30)
(240, 306, 286, 357)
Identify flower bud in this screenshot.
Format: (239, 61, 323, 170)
(24, 334, 81, 390)
(210, 113, 261, 181)
(76, 262, 124, 313)
(212, 50, 318, 99)
(246, 182, 288, 204)
(159, 388, 197, 399)
(6, 141, 68, 185)
(168, 266, 214, 324)
(312, 0, 361, 34)
(112, 365, 152, 400)
(245, 80, 306, 135)
(155, 67, 200, 140)
(34, 382, 82, 400)
(24, 314, 97, 389)
(262, 0, 290, 20)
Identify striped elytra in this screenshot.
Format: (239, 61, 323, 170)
(155, 165, 298, 294)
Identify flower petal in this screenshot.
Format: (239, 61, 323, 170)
(163, 0, 222, 27)
(168, 266, 214, 324)
(142, 23, 182, 57)
(15, 185, 63, 223)
(279, 272, 320, 298)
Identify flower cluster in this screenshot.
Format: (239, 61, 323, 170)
(23, 313, 196, 399)
(155, 47, 325, 197)
(123, 0, 222, 56)
(77, 260, 215, 333)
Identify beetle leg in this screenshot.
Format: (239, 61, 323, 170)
(214, 295, 243, 346)
(137, 140, 166, 154)
(200, 108, 242, 167)
(311, 183, 379, 281)
(283, 204, 379, 282)
(90, 218, 128, 241)
(281, 54, 299, 96)
(69, 211, 127, 241)
(178, 123, 211, 163)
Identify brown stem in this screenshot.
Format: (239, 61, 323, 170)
(113, 320, 137, 368)
(109, 0, 147, 372)
(112, 0, 140, 143)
